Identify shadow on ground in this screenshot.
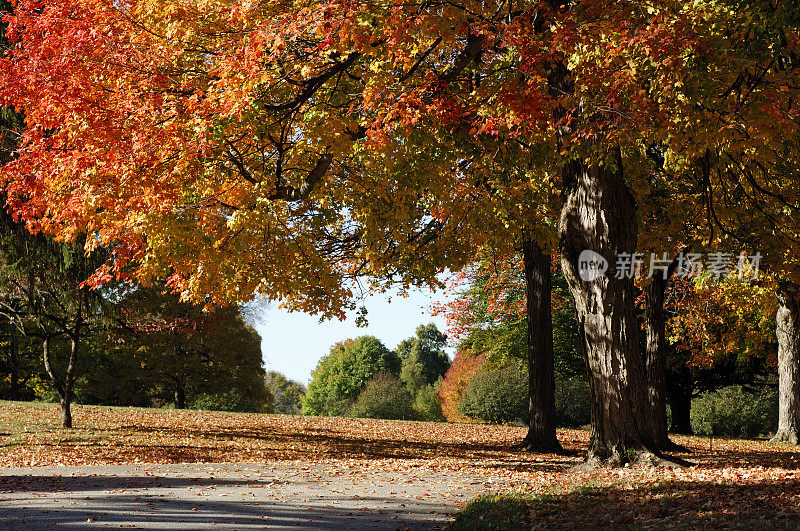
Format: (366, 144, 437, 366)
(0, 465, 470, 530)
(0, 473, 273, 493)
(455, 478, 800, 530)
(0, 492, 451, 530)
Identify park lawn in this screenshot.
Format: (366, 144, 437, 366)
(1, 400, 799, 528)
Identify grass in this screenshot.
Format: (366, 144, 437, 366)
(450, 479, 800, 529)
(450, 493, 532, 530)
(1, 400, 799, 528)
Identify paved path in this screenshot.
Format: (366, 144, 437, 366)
(0, 462, 495, 529)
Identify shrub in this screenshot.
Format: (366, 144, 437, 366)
(413, 379, 446, 422)
(690, 385, 778, 438)
(348, 372, 418, 420)
(457, 364, 528, 424)
(189, 390, 271, 413)
(455, 357, 590, 427)
(438, 351, 487, 422)
(554, 375, 591, 427)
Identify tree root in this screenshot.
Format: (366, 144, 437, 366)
(571, 448, 692, 470)
(770, 429, 800, 445)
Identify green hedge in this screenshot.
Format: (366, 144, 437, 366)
(458, 365, 528, 424)
(457, 362, 591, 427)
(690, 385, 777, 438)
(554, 375, 591, 428)
(348, 372, 418, 420)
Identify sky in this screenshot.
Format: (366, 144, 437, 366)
(252, 286, 457, 386)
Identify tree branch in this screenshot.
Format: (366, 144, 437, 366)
(268, 151, 334, 201)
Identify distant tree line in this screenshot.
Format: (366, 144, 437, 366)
(0, 245, 273, 424)
(303, 324, 450, 422)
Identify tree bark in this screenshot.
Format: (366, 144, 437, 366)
(62, 337, 77, 429)
(667, 363, 693, 434)
(519, 240, 562, 453)
(771, 280, 800, 444)
(60, 397, 73, 428)
(559, 151, 658, 466)
(644, 251, 687, 449)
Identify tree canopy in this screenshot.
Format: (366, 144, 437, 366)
(397, 323, 449, 395)
(3, 0, 800, 461)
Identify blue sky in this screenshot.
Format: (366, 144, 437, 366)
(252, 286, 457, 386)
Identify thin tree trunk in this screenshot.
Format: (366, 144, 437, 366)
(42, 335, 76, 428)
(9, 329, 19, 401)
(644, 250, 688, 449)
(519, 240, 562, 453)
(62, 336, 78, 429)
(644, 275, 672, 449)
(174, 377, 186, 409)
(559, 151, 659, 467)
(60, 398, 73, 428)
(771, 280, 800, 444)
(667, 362, 693, 434)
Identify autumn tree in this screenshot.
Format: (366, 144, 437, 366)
(0, 0, 596, 456)
(438, 351, 488, 423)
(674, 156, 800, 444)
(658, 0, 800, 443)
(118, 287, 270, 411)
(0, 0, 21, 167)
(548, 0, 800, 463)
(3, 0, 800, 463)
(442, 251, 583, 448)
(0, 0, 33, 403)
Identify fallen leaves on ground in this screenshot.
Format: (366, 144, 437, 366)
(1, 400, 799, 528)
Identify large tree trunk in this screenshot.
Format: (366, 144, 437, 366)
(667, 362, 693, 434)
(771, 280, 800, 444)
(42, 335, 78, 429)
(519, 240, 562, 453)
(559, 151, 658, 466)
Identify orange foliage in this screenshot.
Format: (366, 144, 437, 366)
(0, 0, 736, 314)
(438, 351, 487, 423)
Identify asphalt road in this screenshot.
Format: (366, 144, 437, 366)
(0, 462, 494, 529)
